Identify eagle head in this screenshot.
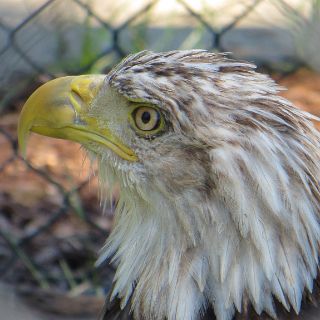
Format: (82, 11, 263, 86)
(18, 50, 320, 320)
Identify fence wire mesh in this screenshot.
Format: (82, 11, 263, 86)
(0, 0, 315, 317)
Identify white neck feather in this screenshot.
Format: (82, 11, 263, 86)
(96, 138, 320, 320)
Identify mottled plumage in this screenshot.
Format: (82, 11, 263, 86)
(96, 50, 320, 320)
(18, 50, 320, 320)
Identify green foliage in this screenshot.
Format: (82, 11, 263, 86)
(49, 15, 112, 75)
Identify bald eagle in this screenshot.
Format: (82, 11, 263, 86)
(18, 50, 320, 320)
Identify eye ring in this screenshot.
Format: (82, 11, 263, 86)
(133, 106, 161, 131)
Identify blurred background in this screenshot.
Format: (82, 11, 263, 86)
(0, 0, 320, 319)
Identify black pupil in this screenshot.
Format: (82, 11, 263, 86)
(141, 111, 151, 124)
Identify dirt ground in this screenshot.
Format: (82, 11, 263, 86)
(1, 69, 320, 319)
(277, 69, 320, 126)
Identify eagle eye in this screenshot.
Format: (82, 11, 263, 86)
(130, 105, 164, 137)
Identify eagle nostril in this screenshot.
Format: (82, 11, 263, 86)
(69, 86, 86, 116)
(71, 87, 83, 102)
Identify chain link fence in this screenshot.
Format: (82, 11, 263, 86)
(0, 0, 316, 317)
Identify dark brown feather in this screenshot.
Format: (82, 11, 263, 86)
(100, 291, 133, 320)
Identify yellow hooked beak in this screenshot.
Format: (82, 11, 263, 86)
(18, 75, 137, 161)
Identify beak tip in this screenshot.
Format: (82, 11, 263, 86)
(17, 120, 29, 160)
(20, 146, 27, 160)
(17, 134, 28, 159)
